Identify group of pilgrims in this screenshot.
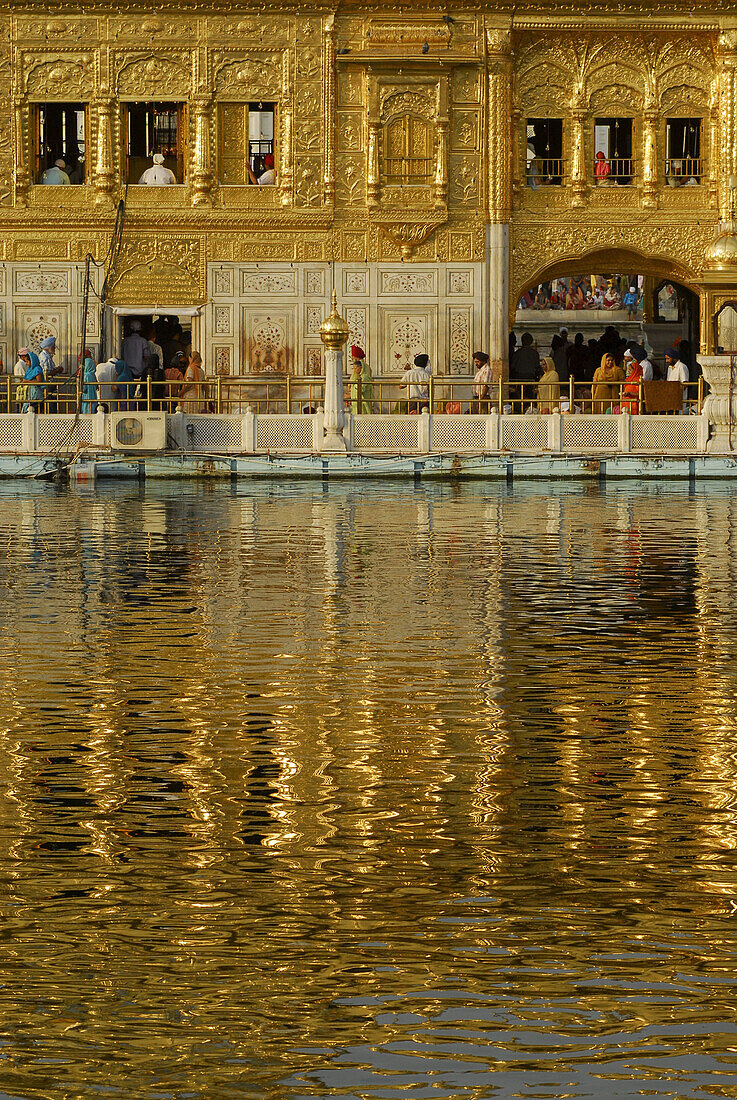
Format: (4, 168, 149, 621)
(13, 320, 208, 413)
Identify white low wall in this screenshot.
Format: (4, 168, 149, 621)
(0, 409, 710, 457)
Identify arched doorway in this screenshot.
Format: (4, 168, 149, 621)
(511, 247, 700, 377)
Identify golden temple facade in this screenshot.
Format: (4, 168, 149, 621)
(0, 4, 735, 375)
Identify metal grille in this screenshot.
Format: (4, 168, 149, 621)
(502, 418, 549, 450)
(37, 417, 95, 449)
(562, 417, 619, 450)
(431, 417, 486, 451)
(631, 417, 698, 452)
(256, 417, 314, 450)
(0, 419, 23, 450)
(187, 418, 243, 452)
(353, 417, 419, 450)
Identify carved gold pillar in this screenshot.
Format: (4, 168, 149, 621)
(717, 33, 737, 222)
(709, 85, 719, 211)
(14, 99, 29, 206)
(642, 109, 657, 209)
(487, 28, 512, 374)
(323, 15, 335, 205)
(700, 289, 712, 354)
(487, 40, 511, 224)
(367, 74, 380, 207)
(279, 49, 294, 206)
(94, 97, 115, 206)
(367, 122, 380, 207)
(511, 106, 522, 198)
(279, 101, 293, 206)
(435, 80, 448, 209)
(190, 95, 212, 206)
(570, 107, 586, 208)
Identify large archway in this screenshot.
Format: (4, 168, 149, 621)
(511, 247, 700, 375)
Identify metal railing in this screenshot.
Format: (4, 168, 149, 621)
(527, 157, 565, 185)
(594, 156, 635, 184)
(501, 377, 703, 416)
(665, 157, 702, 184)
(0, 374, 704, 419)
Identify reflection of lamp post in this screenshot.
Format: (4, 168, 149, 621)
(319, 288, 350, 451)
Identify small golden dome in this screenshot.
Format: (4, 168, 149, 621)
(705, 224, 737, 269)
(320, 289, 350, 349)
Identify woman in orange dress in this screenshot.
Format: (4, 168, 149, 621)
(621, 350, 644, 414)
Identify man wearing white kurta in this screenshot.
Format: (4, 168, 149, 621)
(139, 154, 177, 185)
(41, 159, 70, 185)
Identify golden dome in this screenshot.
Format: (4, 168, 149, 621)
(705, 223, 737, 270)
(320, 289, 350, 349)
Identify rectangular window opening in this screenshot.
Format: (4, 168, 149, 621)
(218, 103, 276, 185)
(666, 118, 702, 185)
(526, 119, 564, 186)
(36, 103, 86, 184)
(127, 102, 186, 184)
(594, 118, 633, 184)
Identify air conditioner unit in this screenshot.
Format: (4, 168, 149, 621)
(110, 413, 167, 452)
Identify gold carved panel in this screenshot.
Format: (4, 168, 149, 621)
(116, 52, 192, 98)
(338, 70, 363, 108)
(22, 53, 94, 99)
(452, 110, 479, 152)
(452, 69, 480, 104)
(214, 55, 283, 100)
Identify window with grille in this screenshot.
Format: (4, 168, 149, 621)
(665, 118, 702, 185)
(126, 102, 186, 184)
(593, 118, 634, 184)
(34, 103, 87, 184)
(526, 119, 564, 186)
(382, 115, 434, 184)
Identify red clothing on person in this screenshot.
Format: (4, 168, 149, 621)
(595, 152, 611, 181)
(621, 361, 644, 414)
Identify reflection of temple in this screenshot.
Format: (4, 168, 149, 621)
(1, 10, 737, 382)
(0, 483, 735, 1086)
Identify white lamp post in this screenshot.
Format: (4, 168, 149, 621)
(319, 288, 350, 452)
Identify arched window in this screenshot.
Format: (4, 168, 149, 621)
(382, 114, 434, 184)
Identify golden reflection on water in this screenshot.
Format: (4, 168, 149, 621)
(0, 481, 735, 1097)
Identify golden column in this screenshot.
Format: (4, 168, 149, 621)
(717, 31, 737, 223)
(570, 81, 587, 209)
(191, 95, 213, 207)
(13, 99, 28, 206)
(487, 26, 512, 377)
(279, 48, 294, 206)
(367, 74, 380, 208)
(94, 96, 115, 206)
(435, 80, 449, 210)
(642, 107, 658, 209)
(323, 15, 336, 205)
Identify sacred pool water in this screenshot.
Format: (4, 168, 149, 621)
(0, 480, 736, 1099)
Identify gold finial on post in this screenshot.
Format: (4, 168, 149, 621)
(320, 289, 350, 350)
